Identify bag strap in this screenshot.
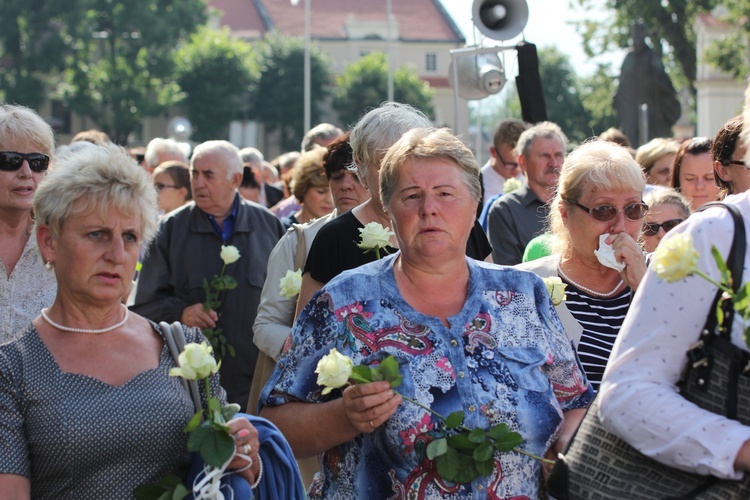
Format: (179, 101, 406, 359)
(292, 223, 307, 271)
(160, 321, 203, 415)
(697, 202, 746, 339)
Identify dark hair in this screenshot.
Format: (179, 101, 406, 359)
(323, 131, 353, 179)
(241, 165, 260, 189)
(711, 115, 743, 196)
(153, 160, 192, 200)
(670, 137, 713, 192)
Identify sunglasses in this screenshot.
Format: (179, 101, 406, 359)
(565, 198, 649, 222)
(154, 182, 180, 191)
(720, 158, 746, 168)
(642, 218, 683, 237)
(0, 151, 50, 173)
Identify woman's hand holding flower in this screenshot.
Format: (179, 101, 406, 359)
(341, 382, 402, 434)
(227, 419, 261, 484)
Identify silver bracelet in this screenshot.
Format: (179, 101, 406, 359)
(250, 455, 263, 489)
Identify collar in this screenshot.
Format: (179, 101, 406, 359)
(205, 193, 240, 242)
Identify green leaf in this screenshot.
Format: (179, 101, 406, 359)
(445, 411, 464, 429)
(388, 373, 403, 389)
(473, 440, 494, 462)
(487, 423, 512, 440)
(370, 368, 384, 382)
(207, 396, 222, 415)
(183, 410, 203, 432)
(426, 437, 448, 459)
(350, 365, 372, 384)
(377, 356, 400, 381)
(189, 424, 235, 467)
(467, 428, 486, 444)
(134, 476, 189, 500)
(221, 403, 240, 422)
(490, 428, 524, 452)
(447, 433, 477, 451)
(711, 246, 732, 286)
(224, 276, 238, 290)
(475, 457, 495, 477)
(435, 446, 463, 483)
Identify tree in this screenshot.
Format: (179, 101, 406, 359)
(579, 64, 618, 138)
(703, 2, 750, 80)
(573, 0, 719, 97)
(175, 27, 258, 142)
(56, 0, 207, 143)
(332, 52, 435, 128)
(251, 32, 331, 153)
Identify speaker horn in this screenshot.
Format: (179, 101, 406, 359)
(472, 0, 529, 41)
(449, 49, 506, 101)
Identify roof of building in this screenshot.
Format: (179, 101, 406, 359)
(209, 0, 465, 43)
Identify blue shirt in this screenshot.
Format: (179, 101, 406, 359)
(206, 194, 240, 242)
(262, 255, 593, 499)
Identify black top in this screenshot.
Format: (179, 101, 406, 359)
(305, 210, 492, 284)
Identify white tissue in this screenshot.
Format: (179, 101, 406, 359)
(594, 233, 625, 272)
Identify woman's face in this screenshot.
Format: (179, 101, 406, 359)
(562, 183, 644, 261)
(301, 184, 334, 219)
(44, 203, 141, 308)
(646, 153, 675, 187)
(715, 141, 750, 195)
(388, 157, 476, 261)
(154, 172, 188, 213)
(640, 203, 684, 253)
(679, 152, 719, 209)
(0, 140, 49, 215)
(329, 169, 369, 213)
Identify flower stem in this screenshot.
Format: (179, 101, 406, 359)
(694, 270, 731, 293)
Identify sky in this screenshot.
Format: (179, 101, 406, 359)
(438, 0, 624, 77)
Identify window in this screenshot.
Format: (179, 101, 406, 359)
(426, 53, 437, 72)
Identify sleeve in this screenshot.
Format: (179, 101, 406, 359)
(253, 230, 299, 359)
(130, 223, 188, 322)
(487, 199, 523, 265)
(0, 347, 29, 477)
(599, 208, 750, 479)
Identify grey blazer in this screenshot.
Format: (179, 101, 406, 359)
(516, 255, 584, 348)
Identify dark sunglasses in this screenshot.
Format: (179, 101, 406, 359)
(565, 198, 649, 222)
(720, 158, 746, 167)
(0, 151, 50, 172)
(642, 218, 683, 237)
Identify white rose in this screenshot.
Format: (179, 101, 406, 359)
(357, 222, 394, 251)
(279, 269, 303, 299)
(169, 342, 219, 380)
(315, 348, 353, 395)
(542, 276, 567, 306)
(503, 177, 522, 194)
(220, 245, 241, 265)
(653, 233, 699, 283)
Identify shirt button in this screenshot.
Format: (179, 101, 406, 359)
(458, 372, 465, 378)
(476, 484, 484, 491)
(450, 340, 458, 347)
(468, 405, 476, 412)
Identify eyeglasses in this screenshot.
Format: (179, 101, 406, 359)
(564, 198, 649, 222)
(720, 158, 746, 167)
(642, 219, 683, 236)
(154, 182, 180, 191)
(0, 151, 50, 173)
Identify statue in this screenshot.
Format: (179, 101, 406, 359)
(613, 22, 681, 147)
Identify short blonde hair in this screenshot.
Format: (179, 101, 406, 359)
(0, 104, 55, 156)
(643, 188, 691, 220)
(549, 140, 646, 255)
(290, 147, 328, 202)
(380, 127, 480, 210)
(34, 143, 158, 245)
(635, 138, 678, 174)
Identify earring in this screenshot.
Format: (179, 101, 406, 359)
(45, 258, 52, 270)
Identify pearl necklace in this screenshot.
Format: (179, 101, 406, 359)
(41, 304, 129, 334)
(557, 266, 624, 298)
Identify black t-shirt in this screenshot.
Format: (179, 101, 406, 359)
(305, 210, 491, 284)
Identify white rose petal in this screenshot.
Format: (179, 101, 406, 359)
(542, 276, 567, 306)
(169, 342, 219, 380)
(358, 222, 394, 251)
(503, 177, 522, 194)
(220, 245, 241, 265)
(315, 348, 353, 395)
(653, 233, 699, 283)
(279, 269, 303, 299)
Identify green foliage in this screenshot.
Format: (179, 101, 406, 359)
(51, 0, 207, 143)
(332, 52, 434, 128)
(579, 64, 618, 138)
(703, 2, 750, 80)
(175, 26, 258, 142)
(572, 0, 720, 97)
(134, 475, 189, 500)
(252, 31, 331, 152)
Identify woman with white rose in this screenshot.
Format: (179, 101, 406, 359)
(517, 139, 648, 391)
(0, 144, 262, 498)
(261, 128, 593, 498)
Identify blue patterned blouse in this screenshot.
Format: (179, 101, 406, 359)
(262, 255, 593, 499)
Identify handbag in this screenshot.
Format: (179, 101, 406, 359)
(547, 202, 750, 500)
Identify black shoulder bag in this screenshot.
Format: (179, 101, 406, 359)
(547, 202, 750, 500)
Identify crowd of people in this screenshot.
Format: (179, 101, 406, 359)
(1, 94, 750, 498)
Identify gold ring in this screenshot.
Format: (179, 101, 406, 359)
(242, 443, 251, 455)
(369, 420, 375, 429)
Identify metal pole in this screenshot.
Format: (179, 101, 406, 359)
(387, 0, 394, 102)
(638, 103, 648, 147)
(304, 0, 311, 133)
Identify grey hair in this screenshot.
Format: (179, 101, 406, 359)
(0, 104, 55, 156)
(238, 147, 263, 165)
(380, 127, 481, 210)
(549, 139, 646, 255)
(643, 188, 692, 219)
(145, 137, 189, 168)
(193, 140, 243, 180)
(33, 143, 158, 246)
(516, 121, 568, 157)
(301, 123, 343, 152)
(349, 102, 432, 188)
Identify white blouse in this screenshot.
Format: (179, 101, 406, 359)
(600, 191, 750, 479)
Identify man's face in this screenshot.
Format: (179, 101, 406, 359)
(520, 136, 565, 192)
(489, 143, 520, 179)
(190, 151, 241, 217)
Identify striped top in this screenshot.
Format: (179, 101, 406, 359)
(560, 283, 631, 392)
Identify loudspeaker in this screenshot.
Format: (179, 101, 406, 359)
(449, 50, 506, 100)
(472, 0, 529, 41)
